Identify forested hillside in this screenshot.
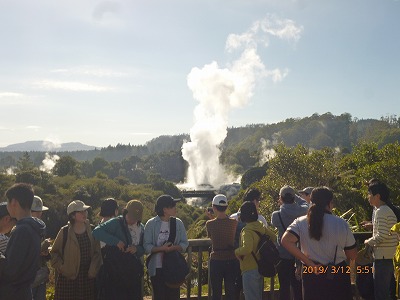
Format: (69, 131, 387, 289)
(1, 113, 399, 182)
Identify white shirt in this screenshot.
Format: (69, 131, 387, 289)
(127, 223, 142, 246)
(230, 212, 268, 228)
(155, 221, 170, 268)
(287, 213, 356, 265)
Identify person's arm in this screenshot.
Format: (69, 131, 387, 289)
(133, 223, 145, 258)
(169, 218, 188, 253)
(92, 218, 123, 247)
(364, 209, 392, 246)
(344, 247, 357, 260)
(343, 223, 357, 260)
(295, 195, 309, 207)
(88, 234, 103, 278)
(234, 229, 253, 257)
(281, 231, 316, 268)
(50, 227, 66, 272)
(143, 218, 158, 254)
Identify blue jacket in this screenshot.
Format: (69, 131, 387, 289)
(92, 216, 145, 258)
(271, 195, 309, 259)
(143, 216, 188, 277)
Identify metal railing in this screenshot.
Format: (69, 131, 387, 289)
(178, 232, 372, 299)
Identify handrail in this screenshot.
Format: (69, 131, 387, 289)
(179, 232, 372, 299)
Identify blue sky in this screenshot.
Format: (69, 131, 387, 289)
(0, 0, 399, 148)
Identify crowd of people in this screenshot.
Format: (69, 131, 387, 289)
(0, 180, 398, 300)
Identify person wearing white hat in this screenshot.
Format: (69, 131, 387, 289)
(50, 200, 102, 300)
(31, 196, 51, 300)
(206, 194, 238, 300)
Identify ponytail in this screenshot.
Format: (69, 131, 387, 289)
(307, 187, 333, 241)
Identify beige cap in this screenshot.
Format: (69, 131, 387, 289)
(31, 196, 49, 212)
(125, 200, 143, 221)
(67, 200, 90, 215)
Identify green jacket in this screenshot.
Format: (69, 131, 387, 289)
(234, 220, 276, 273)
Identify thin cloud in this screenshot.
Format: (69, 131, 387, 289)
(0, 92, 30, 105)
(0, 92, 23, 98)
(226, 14, 303, 52)
(50, 66, 128, 78)
(34, 80, 113, 92)
(26, 126, 41, 131)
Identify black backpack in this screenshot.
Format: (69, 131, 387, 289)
(162, 217, 189, 288)
(251, 230, 280, 277)
(145, 217, 189, 288)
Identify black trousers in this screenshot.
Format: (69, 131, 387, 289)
(150, 268, 180, 300)
(302, 261, 352, 300)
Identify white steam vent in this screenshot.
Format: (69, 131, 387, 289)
(182, 14, 303, 189)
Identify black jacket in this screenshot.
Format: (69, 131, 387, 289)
(0, 217, 46, 300)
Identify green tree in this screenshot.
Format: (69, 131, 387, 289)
(16, 152, 35, 171)
(53, 156, 80, 177)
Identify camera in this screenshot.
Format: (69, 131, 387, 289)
(207, 207, 214, 214)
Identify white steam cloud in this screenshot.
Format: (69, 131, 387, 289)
(42, 137, 61, 151)
(182, 15, 303, 188)
(40, 153, 60, 173)
(259, 138, 277, 166)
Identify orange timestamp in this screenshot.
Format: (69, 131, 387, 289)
(302, 265, 374, 275)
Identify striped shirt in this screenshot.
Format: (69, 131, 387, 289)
(365, 205, 398, 259)
(0, 233, 9, 254)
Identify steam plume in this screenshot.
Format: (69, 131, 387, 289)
(40, 153, 60, 173)
(182, 15, 303, 188)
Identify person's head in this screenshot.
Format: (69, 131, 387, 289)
(279, 185, 296, 204)
(307, 186, 334, 240)
(212, 194, 228, 213)
(155, 195, 180, 218)
(100, 198, 118, 219)
(124, 200, 143, 225)
(298, 187, 314, 203)
(0, 202, 16, 234)
(31, 196, 49, 219)
(5, 183, 34, 218)
(239, 201, 258, 223)
(368, 181, 389, 206)
(243, 188, 262, 209)
(67, 200, 90, 224)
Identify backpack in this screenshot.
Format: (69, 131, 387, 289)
(145, 217, 189, 288)
(162, 217, 189, 288)
(101, 217, 143, 288)
(251, 230, 280, 277)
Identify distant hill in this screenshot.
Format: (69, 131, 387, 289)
(0, 141, 98, 152)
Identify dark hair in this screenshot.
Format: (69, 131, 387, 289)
(239, 202, 258, 223)
(5, 183, 34, 210)
(281, 193, 295, 204)
(155, 202, 176, 217)
(368, 182, 389, 202)
(212, 204, 227, 212)
(68, 212, 76, 225)
(368, 181, 400, 221)
(307, 187, 333, 241)
(243, 188, 261, 202)
(100, 198, 118, 217)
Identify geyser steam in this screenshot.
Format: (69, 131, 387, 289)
(182, 14, 303, 189)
